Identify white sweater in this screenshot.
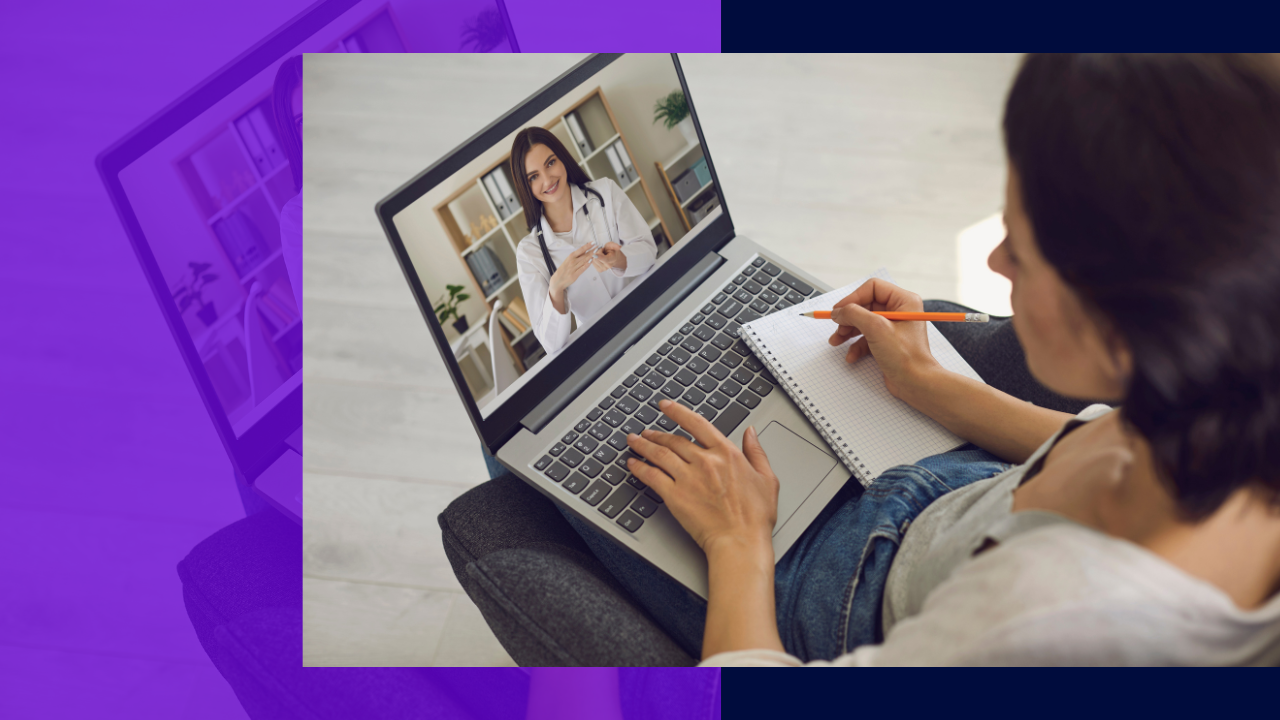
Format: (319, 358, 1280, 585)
(700, 405, 1280, 666)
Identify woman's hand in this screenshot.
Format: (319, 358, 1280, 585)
(547, 242, 597, 314)
(827, 278, 943, 399)
(625, 400, 780, 554)
(591, 242, 627, 273)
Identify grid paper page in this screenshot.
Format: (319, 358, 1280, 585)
(742, 268, 986, 484)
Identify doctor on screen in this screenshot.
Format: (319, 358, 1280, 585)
(511, 127, 658, 355)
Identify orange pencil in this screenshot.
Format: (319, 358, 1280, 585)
(799, 310, 989, 322)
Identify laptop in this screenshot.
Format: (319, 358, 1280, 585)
(376, 53, 853, 599)
(95, 0, 522, 522)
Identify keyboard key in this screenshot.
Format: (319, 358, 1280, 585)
(633, 365, 650, 377)
(656, 414, 679, 431)
(573, 436, 599, 454)
(681, 323, 696, 335)
(629, 494, 660, 518)
(702, 303, 716, 315)
(744, 280, 764, 295)
(738, 390, 762, 409)
(623, 375, 639, 388)
(712, 401, 752, 436)
(629, 385, 653, 402)
(704, 314, 727, 330)
(603, 409, 627, 427)
(679, 337, 703, 354)
(598, 397, 615, 410)
(726, 321, 743, 337)
(661, 380, 683, 398)
(534, 456, 553, 473)
(580, 457, 606, 477)
(616, 449, 640, 467)
(759, 291, 779, 305)
(686, 357, 710, 374)
(706, 391, 730, 409)
(587, 407, 604, 422)
(785, 290, 806, 304)
(768, 280, 788, 296)
(617, 510, 645, 533)
(695, 404, 718, 421)
(611, 385, 628, 399)
(692, 325, 716, 342)
(683, 387, 707, 405)
(600, 465, 627, 485)
(549, 442, 566, 456)
(621, 417, 645, 436)
(760, 262, 782, 277)
(656, 343, 672, 355)
(607, 432, 630, 451)
(669, 348, 691, 365)
(735, 309, 761, 325)
(716, 300, 743, 318)
(598, 486, 638, 518)
(581, 480, 611, 506)
(627, 475, 648, 491)
(742, 355, 764, 373)
(697, 346, 722, 363)
(669, 333, 683, 345)
(563, 472, 590, 493)
(760, 368, 776, 384)
(643, 372, 665, 390)
(675, 397, 696, 411)
(691, 313, 705, 325)
(779, 272, 814, 295)
(695, 376, 719, 394)
(562, 430, 578, 445)
(593, 445, 618, 464)
(720, 380, 742, 397)
(712, 292, 729, 304)
(574, 418, 591, 433)
(733, 289, 753, 305)
(748, 378, 775, 397)
(616, 396, 639, 414)
(720, 352, 742, 369)
(708, 363, 731, 381)
(656, 359, 678, 377)
(634, 406, 658, 424)
(674, 368, 697, 387)
(709, 333, 734, 350)
(751, 257, 766, 268)
(674, 429, 694, 441)
(544, 462, 568, 481)
(775, 299, 792, 310)
(645, 354, 661, 366)
(589, 422, 611, 441)
(731, 367, 754, 385)
(749, 299, 770, 314)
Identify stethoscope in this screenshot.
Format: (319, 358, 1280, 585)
(534, 183, 607, 277)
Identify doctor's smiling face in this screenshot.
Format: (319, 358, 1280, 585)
(524, 143, 567, 206)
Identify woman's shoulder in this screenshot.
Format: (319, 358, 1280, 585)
(280, 192, 302, 222)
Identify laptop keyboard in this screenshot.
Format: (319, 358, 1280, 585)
(531, 255, 817, 534)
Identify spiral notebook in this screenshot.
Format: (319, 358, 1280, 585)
(740, 268, 986, 486)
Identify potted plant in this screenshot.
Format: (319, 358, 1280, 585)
(173, 261, 220, 327)
(435, 283, 472, 334)
(653, 90, 697, 146)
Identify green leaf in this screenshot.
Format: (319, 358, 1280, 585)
(456, 293, 470, 302)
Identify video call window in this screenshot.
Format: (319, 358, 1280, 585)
(386, 54, 722, 416)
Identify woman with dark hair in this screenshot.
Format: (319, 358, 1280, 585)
(510, 127, 657, 355)
(271, 55, 304, 315)
(567, 54, 1280, 666)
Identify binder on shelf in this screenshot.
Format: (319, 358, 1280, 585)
(672, 169, 702, 204)
(212, 207, 266, 276)
(565, 111, 594, 157)
(234, 114, 271, 178)
(482, 173, 511, 219)
(691, 157, 711, 187)
(493, 166, 521, 215)
(603, 145, 626, 184)
(465, 245, 509, 297)
(615, 141, 638, 184)
(246, 106, 285, 171)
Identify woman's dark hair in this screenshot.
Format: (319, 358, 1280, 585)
(271, 55, 303, 194)
(1004, 54, 1280, 521)
(510, 127, 592, 234)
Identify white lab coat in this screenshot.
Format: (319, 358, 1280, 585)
(515, 178, 657, 355)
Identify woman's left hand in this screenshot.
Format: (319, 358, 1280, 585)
(626, 400, 780, 554)
(591, 242, 627, 272)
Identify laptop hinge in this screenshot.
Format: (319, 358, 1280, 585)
(521, 252, 724, 433)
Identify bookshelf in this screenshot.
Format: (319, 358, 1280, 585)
(432, 87, 674, 374)
(655, 141, 720, 232)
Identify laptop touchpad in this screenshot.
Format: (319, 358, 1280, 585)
(756, 422, 837, 535)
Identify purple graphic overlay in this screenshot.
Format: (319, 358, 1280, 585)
(5, 0, 720, 717)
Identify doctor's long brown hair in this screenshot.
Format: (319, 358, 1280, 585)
(510, 127, 592, 235)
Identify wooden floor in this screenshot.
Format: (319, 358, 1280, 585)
(303, 53, 1021, 666)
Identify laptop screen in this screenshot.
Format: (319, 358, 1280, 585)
(386, 54, 722, 419)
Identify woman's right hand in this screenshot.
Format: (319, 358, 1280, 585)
(547, 242, 597, 313)
(827, 278, 943, 399)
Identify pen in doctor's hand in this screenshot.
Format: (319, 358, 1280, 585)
(800, 310, 989, 322)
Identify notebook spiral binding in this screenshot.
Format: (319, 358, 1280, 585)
(741, 326, 872, 486)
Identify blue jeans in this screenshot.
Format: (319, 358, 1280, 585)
(554, 445, 1013, 662)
